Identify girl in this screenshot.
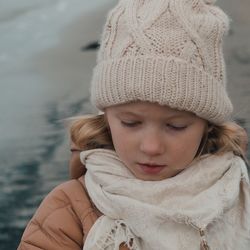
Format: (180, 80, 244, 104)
(18, 0, 250, 249)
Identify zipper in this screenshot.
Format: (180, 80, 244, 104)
(199, 228, 210, 250)
(190, 223, 211, 250)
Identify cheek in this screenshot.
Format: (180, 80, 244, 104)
(110, 127, 137, 164)
(170, 129, 204, 163)
(112, 133, 135, 158)
(169, 143, 193, 161)
(109, 125, 126, 153)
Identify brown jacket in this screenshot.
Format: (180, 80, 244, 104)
(18, 178, 128, 250)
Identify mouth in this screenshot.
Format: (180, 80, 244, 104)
(137, 163, 166, 175)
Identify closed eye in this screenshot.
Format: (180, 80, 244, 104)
(121, 121, 141, 127)
(166, 124, 187, 131)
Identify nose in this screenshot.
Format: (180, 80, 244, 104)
(139, 130, 165, 156)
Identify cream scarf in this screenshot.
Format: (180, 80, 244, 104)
(80, 149, 250, 250)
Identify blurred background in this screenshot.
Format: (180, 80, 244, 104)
(0, 0, 249, 249)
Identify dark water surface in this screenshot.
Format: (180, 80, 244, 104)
(0, 1, 249, 249)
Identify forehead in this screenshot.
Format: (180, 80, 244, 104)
(106, 101, 195, 119)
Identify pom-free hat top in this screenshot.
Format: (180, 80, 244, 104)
(91, 0, 233, 124)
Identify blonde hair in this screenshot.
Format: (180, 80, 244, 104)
(70, 115, 113, 150)
(198, 122, 248, 161)
(69, 115, 248, 160)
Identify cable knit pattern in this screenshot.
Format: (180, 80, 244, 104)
(90, 0, 233, 124)
(81, 149, 250, 250)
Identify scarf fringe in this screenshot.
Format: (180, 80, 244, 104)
(199, 228, 210, 250)
(95, 220, 140, 250)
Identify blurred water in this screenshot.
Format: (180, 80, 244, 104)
(0, 0, 115, 249)
(0, 0, 249, 249)
(0, 0, 108, 155)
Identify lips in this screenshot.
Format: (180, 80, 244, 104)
(138, 163, 166, 174)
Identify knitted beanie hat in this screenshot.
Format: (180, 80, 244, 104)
(91, 0, 233, 124)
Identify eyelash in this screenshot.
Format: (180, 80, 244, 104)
(121, 121, 187, 130)
(166, 124, 187, 131)
(121, 121, 140, 127)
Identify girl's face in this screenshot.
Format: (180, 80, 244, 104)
(105, 101, 207, 181)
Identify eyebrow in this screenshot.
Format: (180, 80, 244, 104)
(117, 111, 193, 119)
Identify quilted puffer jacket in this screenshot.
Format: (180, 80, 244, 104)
(18, 178, 129, 250)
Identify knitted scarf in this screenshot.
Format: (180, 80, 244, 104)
(81, 149, 250, 250)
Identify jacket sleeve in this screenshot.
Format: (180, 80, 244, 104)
(17, 181, 85, 250)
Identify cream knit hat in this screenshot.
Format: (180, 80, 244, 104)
(91, 0, 233, 124)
